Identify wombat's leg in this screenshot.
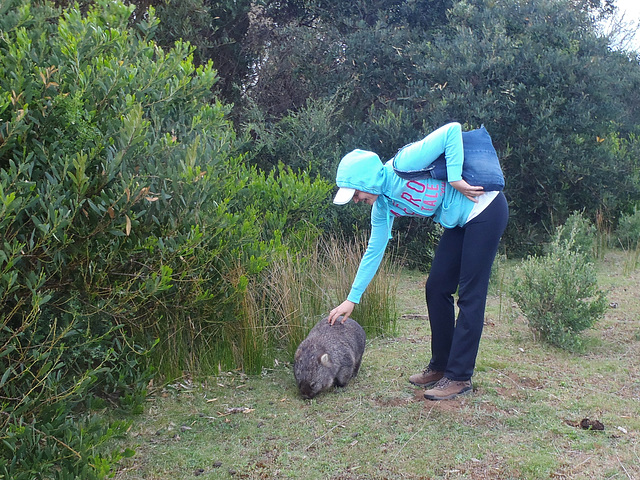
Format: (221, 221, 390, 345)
(353, 359, 362, 377)
(334, 362, 355, 387)
(334, 377, 349, 388)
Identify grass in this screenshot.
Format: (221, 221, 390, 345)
(112, 250, 640, 480)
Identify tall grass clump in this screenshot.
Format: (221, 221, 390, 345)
(510, 224, 608, 352)
(258, 246, 327, 359)
(321, 233, 400, 337)
(613, 206, 640, 273)
(241, 233, 400, 370)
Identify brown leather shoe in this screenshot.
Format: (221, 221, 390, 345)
(423, 377, 472, 400)
(408, 367, 444, 387)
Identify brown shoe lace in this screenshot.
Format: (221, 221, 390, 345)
(434, 377, 451, 389)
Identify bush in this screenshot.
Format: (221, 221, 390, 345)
(0, 304, 144, 480)
(614, 206, 640, 249)
(510, 235, 608, 352)
(549, 211, 597, 260)
(0, 0, 330, 477)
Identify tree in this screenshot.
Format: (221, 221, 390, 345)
(411, 0, 640, 252)
(237, 0, 640, 256)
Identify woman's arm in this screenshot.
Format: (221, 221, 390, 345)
(392, 122, 465, 182)
(394, 123, 484, 202)
(328, 203, 391, 324)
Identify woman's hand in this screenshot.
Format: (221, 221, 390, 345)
(328, 300, 355, 325)
(449, 179, 485, 203)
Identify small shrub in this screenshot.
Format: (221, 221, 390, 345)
(549, 211, 596, 260)
(614, 206, 640, 250)
(510, 236, 607, 352)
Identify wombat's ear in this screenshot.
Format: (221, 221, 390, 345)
(294, 348, 302, 361)
(320, 353, 331, 366)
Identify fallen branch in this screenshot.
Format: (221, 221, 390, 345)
(217, 407, 255, 416)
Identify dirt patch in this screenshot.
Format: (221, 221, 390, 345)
(403, 387, 475, 413)
(490, 373, 542, 400)
(372, 393, 417, 407)
(450, 454, 512, 480)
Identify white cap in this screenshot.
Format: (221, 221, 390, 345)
(333, 187, 356, 205)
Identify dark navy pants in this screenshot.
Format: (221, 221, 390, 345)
(426, 192, 509, 381)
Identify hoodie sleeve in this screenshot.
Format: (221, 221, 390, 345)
(347, 203, 393, 304)
(392, 122, 464, 182)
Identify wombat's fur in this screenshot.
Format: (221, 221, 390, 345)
(293, 317, 366, 399)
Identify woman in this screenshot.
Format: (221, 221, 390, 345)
(328, 122, 509, 401)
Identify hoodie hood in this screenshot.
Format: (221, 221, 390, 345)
(335, 149, 386, 195)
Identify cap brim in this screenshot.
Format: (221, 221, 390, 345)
(333, 187, 356, 205)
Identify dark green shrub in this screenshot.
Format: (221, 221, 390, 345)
(510, 236, 608, 352)
(1, 0, 330, 477)
(0, 288, 148, 479)
(614, 206, 640, 249)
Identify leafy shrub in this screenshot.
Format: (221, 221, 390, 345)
(0, 289, 149, 479)
(0, 0, 330, 477)
(548, 211, 597, 260)
(614, 206, 640, 249)
(510, 235, 607, 352)
(243, 96, 345, 177)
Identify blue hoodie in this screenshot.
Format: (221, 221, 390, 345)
(336, 122, 475, 304)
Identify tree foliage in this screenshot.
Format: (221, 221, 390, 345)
(112, 0, 640, 257)
(419, 0, 640, 252)
(231, 0, 640, 256)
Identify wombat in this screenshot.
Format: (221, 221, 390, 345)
(293, 316, 366, 399)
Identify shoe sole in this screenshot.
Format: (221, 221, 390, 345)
(423, 386, 473, 401)
(409, 379, 440, 388)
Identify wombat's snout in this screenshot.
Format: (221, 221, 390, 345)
(298, 382, 316, 399)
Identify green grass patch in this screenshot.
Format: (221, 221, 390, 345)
(112, 250, 640, 479)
